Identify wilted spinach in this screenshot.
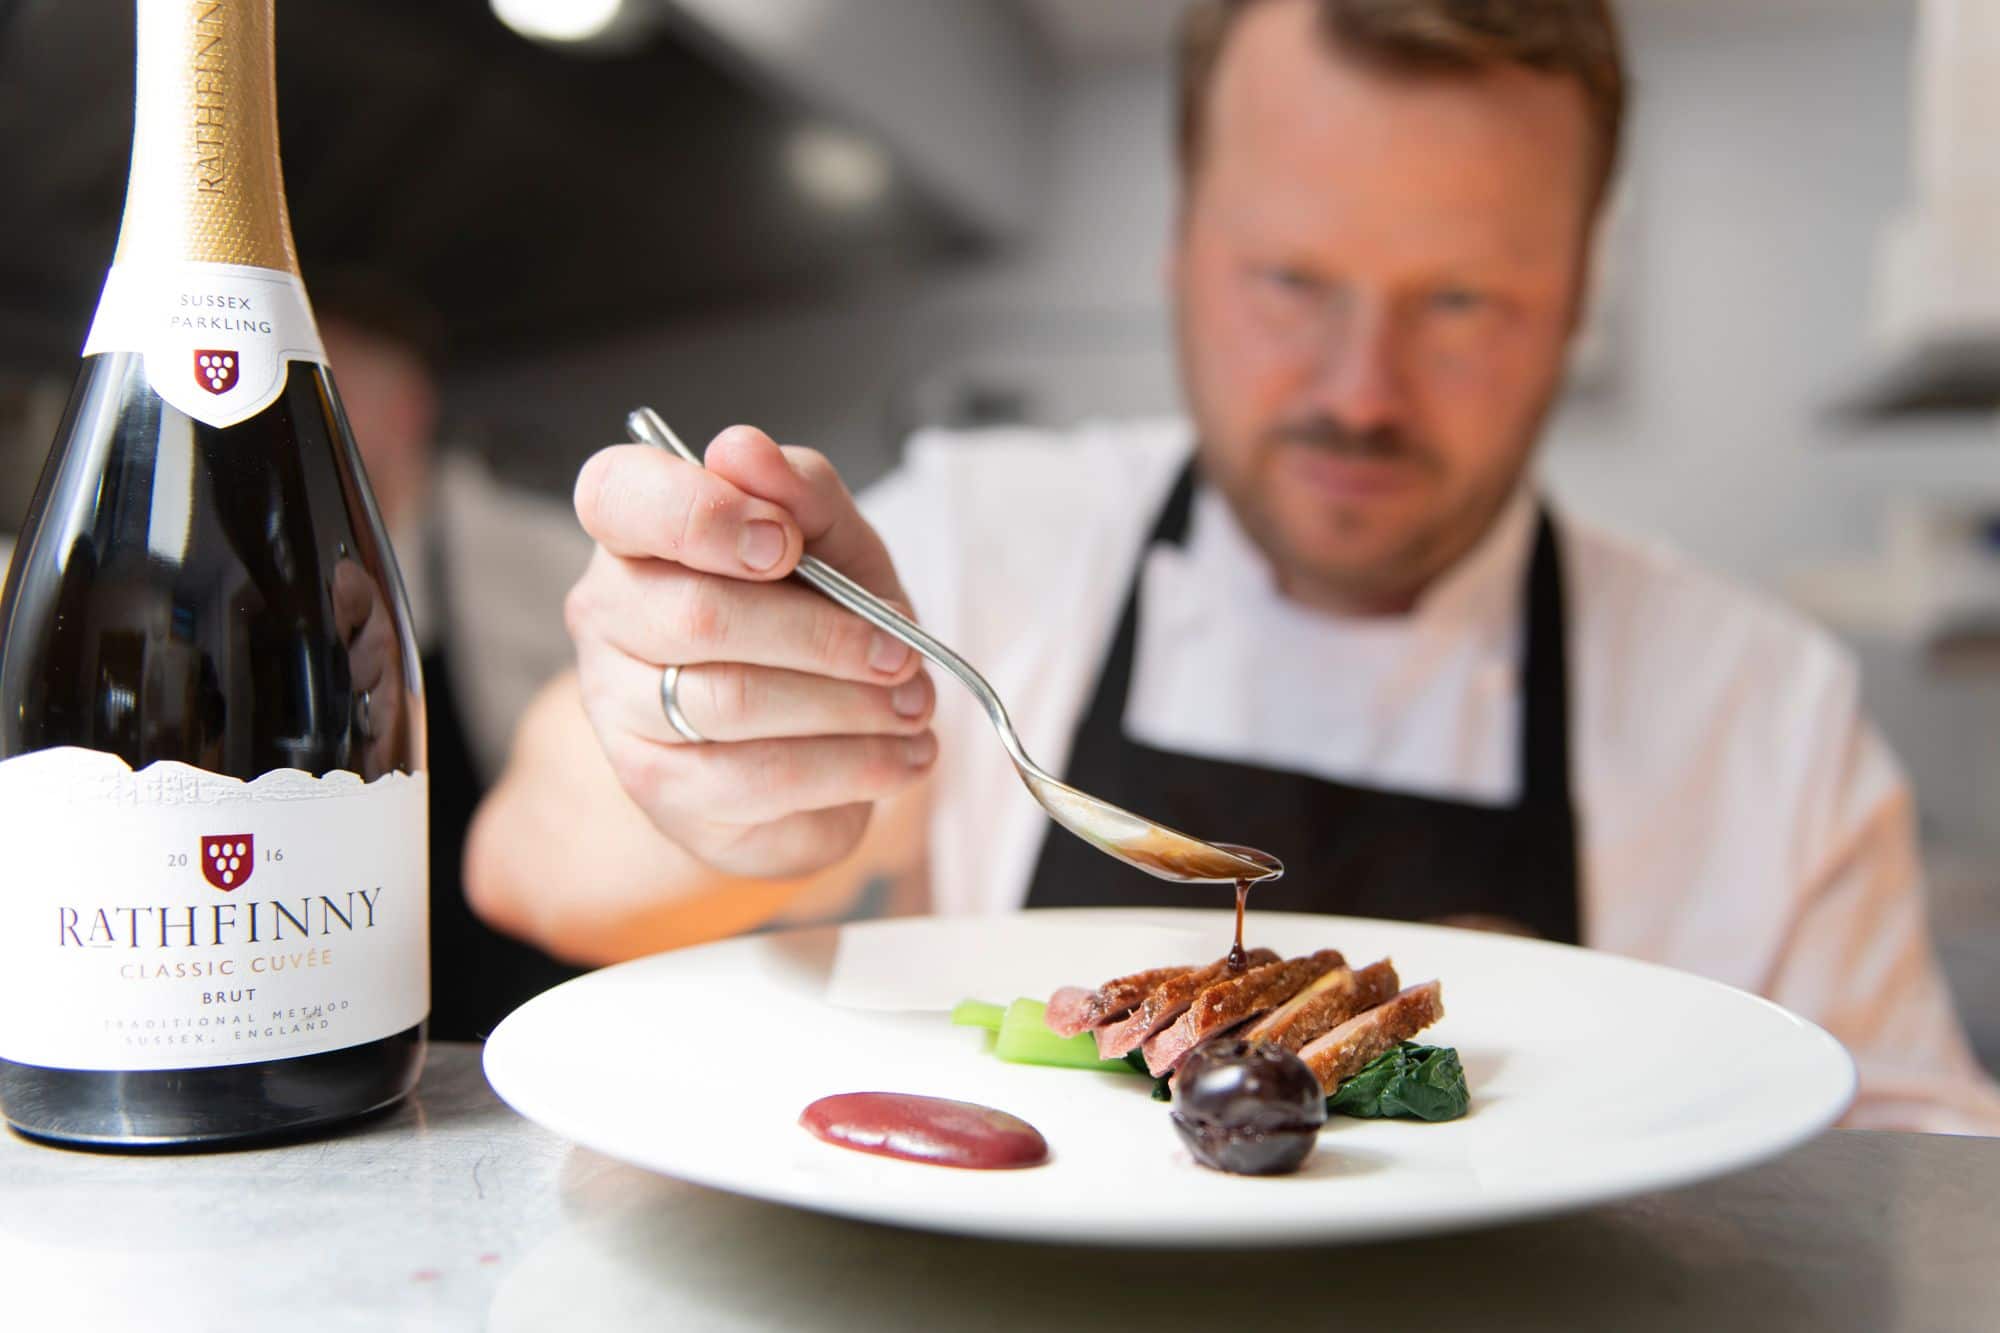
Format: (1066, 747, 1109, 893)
(1325, 1043, 1469, 1121)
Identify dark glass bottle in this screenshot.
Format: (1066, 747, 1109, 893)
(0, 0, 427, 1148)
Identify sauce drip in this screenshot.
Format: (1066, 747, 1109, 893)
(800, 1093, 1049, 1170)
(1227, 878, 1251, 971)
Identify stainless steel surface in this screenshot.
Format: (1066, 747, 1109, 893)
(1, 1043, 1994, 1332)
(626, 406, 1283, 886)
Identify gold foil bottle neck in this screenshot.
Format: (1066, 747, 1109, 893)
(113, 0, 298, 274)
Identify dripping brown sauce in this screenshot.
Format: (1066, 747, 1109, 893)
(1107, 835, 1278, 972)
(1211, 843, 1279, 972)
(1227, 878, 1251, 971)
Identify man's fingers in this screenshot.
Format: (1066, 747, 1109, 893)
(565, 427, 936, 875)
(568, 552, 919, 684)
(346, 599, 396, 697)
(702, 426, 907, 606)
(329, 560, 378, 637)
(581, 641, 934, 747)
(604, 731, 938, 830)
(574, 444, 805, 579)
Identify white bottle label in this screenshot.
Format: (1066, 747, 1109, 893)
(0, 749, 428, 1072)
(82, 261, 326, 431)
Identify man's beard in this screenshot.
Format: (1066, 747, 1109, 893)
(1207, 414, 1524, 613)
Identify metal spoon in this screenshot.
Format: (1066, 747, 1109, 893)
(626, 407, 1284, 887)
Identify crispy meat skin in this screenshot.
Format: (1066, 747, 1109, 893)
(1140, 950, 1347, 1076)
(1298, 981, 1445, 1091)
(1045, 966, 1197, 1038)
(1242, 959, 1401, 1053)
(1092, 950, 1279, 1059)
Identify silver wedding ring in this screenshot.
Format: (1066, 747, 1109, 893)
(659, 664, 709, 744)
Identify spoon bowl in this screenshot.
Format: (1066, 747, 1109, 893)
(1026, 774, 1284, 884)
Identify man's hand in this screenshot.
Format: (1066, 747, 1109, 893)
(563, 426, 935, 880)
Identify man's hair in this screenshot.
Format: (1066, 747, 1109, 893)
(1176, 0, 1627, 209)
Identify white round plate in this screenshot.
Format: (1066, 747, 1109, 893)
(483, 909, 1855, 1247)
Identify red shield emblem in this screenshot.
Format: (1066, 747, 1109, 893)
(194, 350, 239, 395)
(201, 835, 254, 891)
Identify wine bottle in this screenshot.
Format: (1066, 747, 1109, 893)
(0, 0, 428, 1147)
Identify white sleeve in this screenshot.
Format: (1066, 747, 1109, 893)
(1764, 708, 2000, 1136)
(856, 440, 959, 646)
(435, 453, 596, 782)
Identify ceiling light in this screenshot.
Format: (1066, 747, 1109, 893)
(785, 126, 893, 215)
(491, 0, 628, 46)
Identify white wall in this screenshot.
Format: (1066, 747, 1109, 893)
(1543, 2, 1999, 586)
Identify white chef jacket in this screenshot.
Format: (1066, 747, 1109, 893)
(860, 418, 2000, 1136)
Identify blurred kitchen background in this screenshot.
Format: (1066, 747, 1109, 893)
(0, 0, 1994, 1058)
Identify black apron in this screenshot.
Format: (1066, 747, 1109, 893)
(1023, 462, 1581, 943)
(419, 534, 581, 1041)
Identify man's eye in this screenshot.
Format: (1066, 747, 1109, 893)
(1428, 287, 1487, 314)
(1260, 268, 1320, 295)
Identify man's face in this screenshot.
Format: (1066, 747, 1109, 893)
(1173, 0, 1598, 612)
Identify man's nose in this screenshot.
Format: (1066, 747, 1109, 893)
(1308, 298, 1406, 432)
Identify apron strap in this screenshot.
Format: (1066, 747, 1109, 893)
(1518, 513, 1570, 806)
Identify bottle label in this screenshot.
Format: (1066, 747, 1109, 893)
(82, 261, 326, 431)
(0, 749, 428, 1072)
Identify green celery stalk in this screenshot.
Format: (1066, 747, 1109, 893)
(994, 998, 1139, 1074)
(951, 998, 1006, 1032)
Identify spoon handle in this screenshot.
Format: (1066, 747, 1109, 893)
(625, 408, 1038, 776)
